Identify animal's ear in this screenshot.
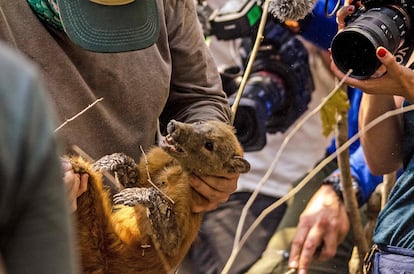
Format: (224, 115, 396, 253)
(225, 156, 251, 173)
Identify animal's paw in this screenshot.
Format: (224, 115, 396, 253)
(113, 187, 157, 207)
(93, 153, 140, 187)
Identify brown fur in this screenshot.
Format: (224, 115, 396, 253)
(71, 120, 250, 274)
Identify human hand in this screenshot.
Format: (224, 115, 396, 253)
(331, 46, 414, 100)
(288, 184, 350, 274)
(189, 172, 239, 213)
(335, 3, 356, 31)
(62, 158, 89, 212)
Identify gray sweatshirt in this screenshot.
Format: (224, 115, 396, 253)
(0, 0, 231, 160)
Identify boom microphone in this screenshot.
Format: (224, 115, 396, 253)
(268, 0, 317, 21)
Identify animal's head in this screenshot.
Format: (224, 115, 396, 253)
(160, 120, 250, 175)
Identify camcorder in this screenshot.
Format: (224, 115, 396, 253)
(330, 0, 414, 79)
(196, 0, 314, 152)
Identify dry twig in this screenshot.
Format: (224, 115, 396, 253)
(336, 111, 367, 271)
(54, 97, 103, 132)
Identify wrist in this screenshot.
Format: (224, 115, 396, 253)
(322, 173, 363, 206)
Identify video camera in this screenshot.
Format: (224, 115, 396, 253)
(330, 0, 414, 79)
(197, 0, 314, 152)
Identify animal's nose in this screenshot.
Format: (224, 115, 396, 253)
(167, 120, 177, 134)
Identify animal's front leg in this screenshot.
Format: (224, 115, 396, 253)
(113, 188, 180, 256)
(93, 153, 139, 188)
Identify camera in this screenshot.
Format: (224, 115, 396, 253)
(198, 0, 314, 151)
(196, 0, 262, 38)
(330, 0, 414, 79)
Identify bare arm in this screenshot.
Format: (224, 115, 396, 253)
(358, 94, 404, 175)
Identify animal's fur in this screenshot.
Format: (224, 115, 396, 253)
(71, 120, 250, 274)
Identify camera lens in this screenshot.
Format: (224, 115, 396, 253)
(229, 71, 286, 152)
(331, 6, 408, 79)
(230, 97, 268, 152)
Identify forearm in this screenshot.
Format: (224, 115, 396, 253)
(359, 93, 403, 174)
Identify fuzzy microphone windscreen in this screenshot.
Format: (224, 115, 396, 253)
(268, 0, 317, 21)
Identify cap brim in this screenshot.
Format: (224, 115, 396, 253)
(58, 0, 159, 52)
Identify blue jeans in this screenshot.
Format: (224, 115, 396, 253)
(365, 244, 414, 273)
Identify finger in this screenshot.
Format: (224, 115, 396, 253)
(77, 173, 89, 197)
(297, 225, 325, 271)
(197, 173, 238, 193)
(61, 158, 72, 172)
(329, 55, 362, 87)
(67, 173, 80, 213)
(336, 5, 355, 31)
(316, 227, 338, 261)
(190, 190, 219, 213)
(63, 170, 77, 193)
(70, 173, 81, 197)
(288, 225, 311, 269)
(376, 47, 404, 78)
(190, 176, 229, 204)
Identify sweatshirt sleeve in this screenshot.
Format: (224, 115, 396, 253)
(159, 0, 231, 130)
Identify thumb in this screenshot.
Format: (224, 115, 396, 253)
(61, 158, 72, 172)
(376, 47, 399, 69)
(376, 47, 404, 78)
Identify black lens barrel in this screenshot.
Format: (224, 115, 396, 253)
(331, 6, 409, 79)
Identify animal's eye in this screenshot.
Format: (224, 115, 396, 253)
(204, 141, 214, 151)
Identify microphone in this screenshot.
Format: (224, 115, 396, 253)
(268, 0, 317, 21)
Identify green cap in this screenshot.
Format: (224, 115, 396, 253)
(57, 0, 160, 52)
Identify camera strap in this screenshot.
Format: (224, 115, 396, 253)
(396, 40, 414, 68)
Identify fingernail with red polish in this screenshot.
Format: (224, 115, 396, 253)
(378, 48, 387, 57)
(348, 6, 354, 12)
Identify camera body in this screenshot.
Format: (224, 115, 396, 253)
(331, 0, 414, 79)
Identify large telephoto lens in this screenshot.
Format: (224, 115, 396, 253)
(331, 6, 409, 79)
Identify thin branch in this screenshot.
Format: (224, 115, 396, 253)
(55, 98, 103, 132)
(336, 112, 368, 270)
(230, 0, 269, 124)
(0, 6, 18, 49)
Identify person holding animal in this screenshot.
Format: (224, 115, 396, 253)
(70, 119, 250, 273)
(0, 0, 240, 211)
(0, 41, 79, 274)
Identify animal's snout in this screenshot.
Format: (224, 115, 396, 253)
(167, 120, 178, 135)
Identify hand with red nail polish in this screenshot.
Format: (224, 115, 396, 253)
(330, 45, 414, 102)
